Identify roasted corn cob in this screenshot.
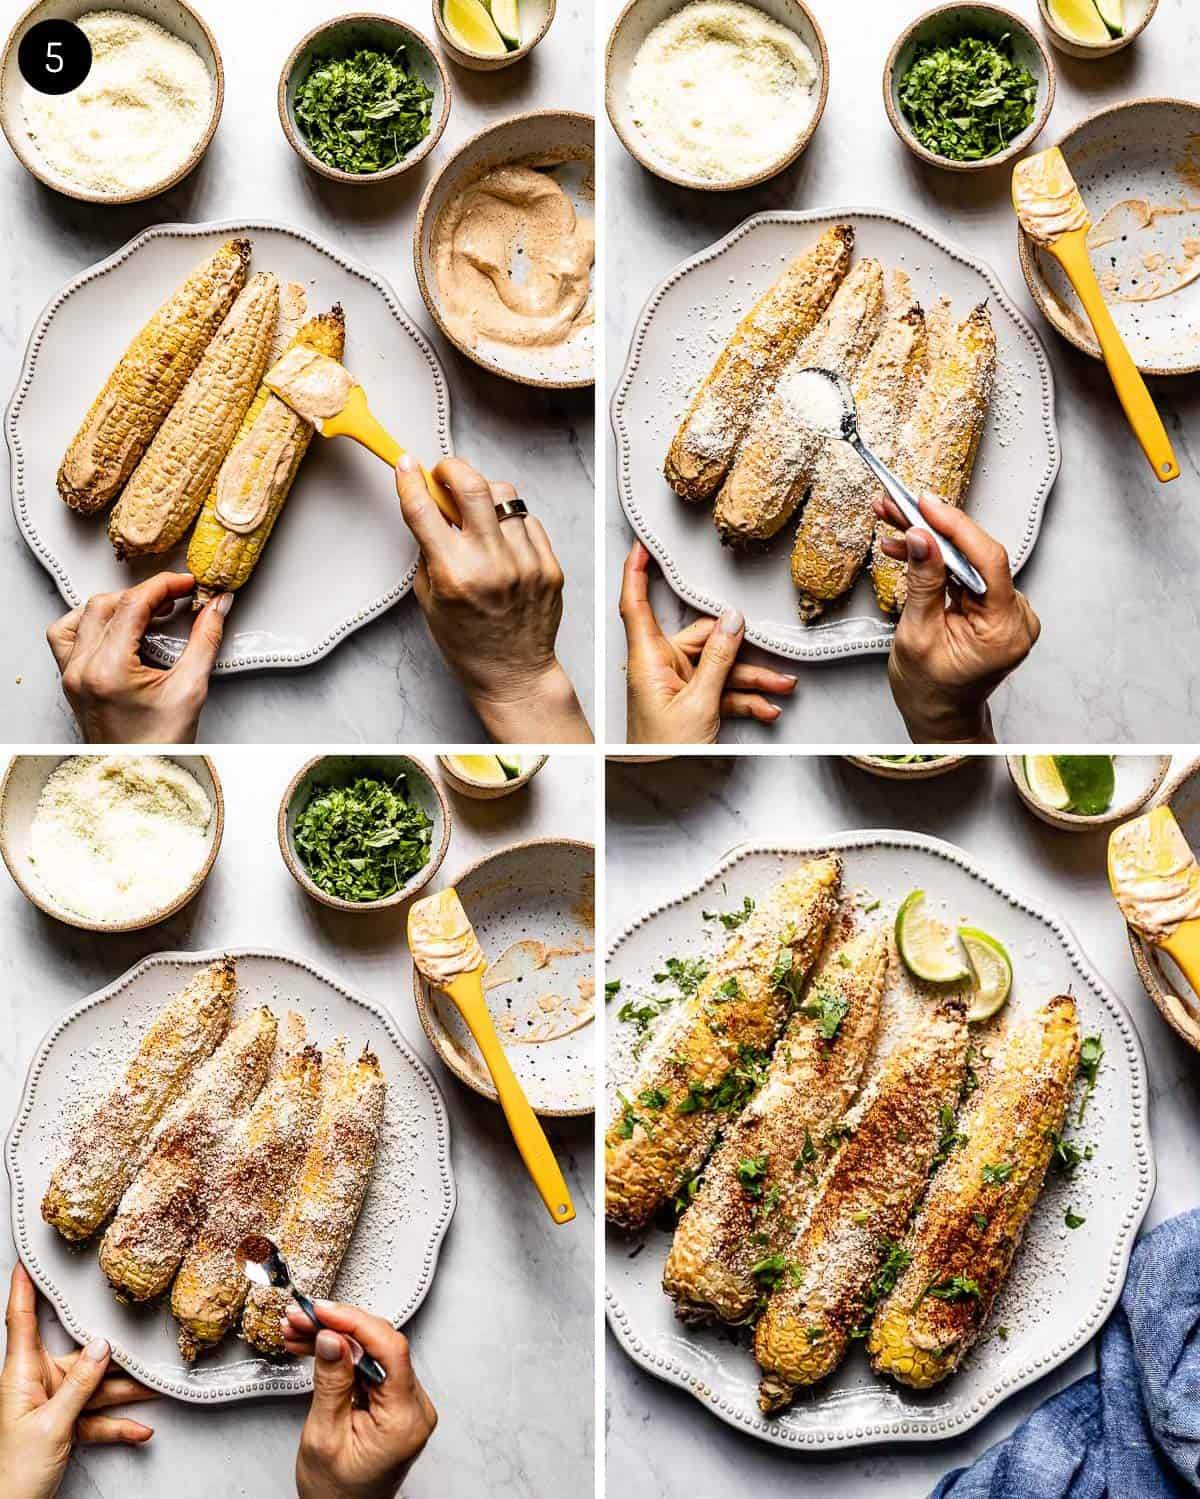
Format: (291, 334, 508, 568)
(664, 225, 853, 503)
(791, 273, 929, 619)
(754, 998, 969, 1410)
(714, 259, 886, 546)
(868, 996, 1081, 1388)
(57, 241, 251, 515)
(172, 1033, 322, 1359)
(108, 273, 280, 560)
(186, 307, 346, 607)
(241, 1042, 386, 1355)
(605, 857, 842, 1232)
(663, 922, 887, 1324)
(99, 1006, 277, 1303)
(870, 301, 996, 614)
(42, 958, 235, 1243)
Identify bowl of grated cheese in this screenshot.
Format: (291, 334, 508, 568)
(0, 754, 224, 931)
(0, 0, 224, 204)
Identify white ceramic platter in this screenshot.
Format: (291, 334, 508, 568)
(605, 833, 1152, 1450)
(413, 839, 596, 1115)
(7, 948, 457, 1403)
(6, 220, 452, 673)
(612, 209, 1060, 661)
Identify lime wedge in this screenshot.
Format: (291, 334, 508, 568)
(1093, 0, 1124, 36)
(496, 753, 524, 779)
(443, 0, 507, 55)
(1046, 0, 1111, 43)
(959, 928, 1013, 1022)
(1054, 756, 1115, 816)
(445, 754, 507, 786)
(895, 890, 972, 984)
(487, 0, 521, 47)
(1023, 755, 1070, 811)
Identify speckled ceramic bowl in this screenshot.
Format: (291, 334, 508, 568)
(1037, 0, 1157, 59)
(0, 0, 224, 204)
(844, 754, 971, 781)
(884, 3, 1055, 173)
(1006, 754, 1169, 831)
(436, 754, 548, 801)
(278, 754, 450, 913)
(431, 0, 554, 71)
(412, 838, 595, 1115)
(0, 754, 223, 932)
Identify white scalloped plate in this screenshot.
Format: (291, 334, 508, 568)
(6, 220, 452, 673)
(605, 833, 1153, 1449)
(6, 948, 457, 1403)
(611, 209, 1060, 661)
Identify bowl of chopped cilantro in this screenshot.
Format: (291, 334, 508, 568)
(278, 14, 450, 183)
(279, 754, 451, 911)
(884, 4, 1054, 172)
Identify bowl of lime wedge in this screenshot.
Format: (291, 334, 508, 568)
(438, 753, 549, 800)
(1007, 754, 1170, 832)
(433, 0, 555, 70)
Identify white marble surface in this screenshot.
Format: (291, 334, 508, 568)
(0, 0, 594, 743)
(0, 748, 596, 1499)
(604, 0, 1200, 742)
(605, 752, 1200, 1495)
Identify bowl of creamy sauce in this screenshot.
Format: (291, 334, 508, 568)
(0, 1, 223, 204)
(606, 0, 827, 190)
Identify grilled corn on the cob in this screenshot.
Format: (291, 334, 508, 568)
(241, 1042, 386, 1355)
(605, 857, 842, 1233)
(868, 996, 1081, 1388)
(186, 307, 346, 607)
(99, 1006, 277, 1303)
(58, 240, 251, 515)
(108, 272, 280, 560)
(172, 1034, 322, 1359)
(791, 273, 928, 619)
(754, 998, 969, 1410)
(42, 958, 235, 1243)
(664, 226, 853, 503)
(714, 259, 886, 546)
(663, 922, 887, 1324)
(870, 301, 996, 614)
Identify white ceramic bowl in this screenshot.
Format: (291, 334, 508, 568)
(1037, 0, 1156, 59)
(431, 0, 554, 71)
(605, 0, 828, 191)
(0, 0, 223, 203)
(278, 754, 450, 913)
(884, 3, 1055, 173)
(0, 754, 223, 931)
(1006, 754, 1169, 832)
(437, 753, 548, 801)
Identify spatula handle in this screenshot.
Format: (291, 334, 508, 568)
(323, 399, 462, 523)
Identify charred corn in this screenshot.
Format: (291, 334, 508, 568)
(664, 226, 853, 503)
(42, 958, 235, 1243)
(871, 301, 996, 614)
(663, 922, 886, 1324)
(108, 273, 279, 560)
(868, 996, 1080, 1388)
(754, 999, 969, 1410)
(241, 1042, 386, 1355)
(172, 1031, 322, 1359)
(58, 240, 251, 515)
(714, 259, 886, 546)
(99, 1006, 277, 1303)
(605, 856, 842, 1233)
(186, 307, 346, 607)
(791, 273, 928, 619)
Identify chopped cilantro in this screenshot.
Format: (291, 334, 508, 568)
(605, 979, 621, 998)
(294, 47, 433, 175)
(982, 1162, 1013, 1185)
(294, 773, 432, 902)
(703, 896, 756, 929)
(638, 1088, 668, 1111)
(1065, 1207, 1086, 1229)
(930, 1105, 967, 1174)
(737, 1153, 769, 1198)
(897, 33, 1037, 164)
(717, 975, 741, 999)
(798, 986, 850, 1041)
(972, 1212, 988, 1232)
(927, 1274, 981, 1303)
(1078, 1035, 1104, 1123)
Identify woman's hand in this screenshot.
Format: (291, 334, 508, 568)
(395, 456, 592, 743)
(875, 492, 1040, 744)
(0, 1264, 155, 1499)
(286, 1300, 437, 1499)
(46, 573, 230, 744)
(620, 542, 797, 743)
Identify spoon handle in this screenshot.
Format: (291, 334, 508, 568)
(294, 1288, 387, 1386)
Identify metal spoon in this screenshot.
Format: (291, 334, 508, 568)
(789, 367, 987, 597)
(237, 1234, 386, 1387)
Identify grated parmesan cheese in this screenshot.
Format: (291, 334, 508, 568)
(29, 756, 212, 925)
(628, 0, 817, 183)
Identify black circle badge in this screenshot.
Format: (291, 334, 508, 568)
(18, 19, 92, 96)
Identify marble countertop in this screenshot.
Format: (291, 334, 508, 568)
(0, 0, 594, 743)
(0, 749, 595, 1499)
(604, 0, 1200, 742)
(605, 753, 1200, 1496)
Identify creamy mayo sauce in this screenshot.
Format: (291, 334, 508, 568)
(1109, 806, 1200, 941)
(214, 398, 303, 534)
(409, 889, 486, 985)
(1013, 148, 1089, 245)
(265, 346, 353, 423)
(1087, 198, 1200, 304)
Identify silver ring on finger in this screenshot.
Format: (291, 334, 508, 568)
(494, 497, 529, 522)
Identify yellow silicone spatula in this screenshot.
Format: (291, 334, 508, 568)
(1012, 148, 1179, 484)
(407, 888, 575, 1226)
(1108, 804, 1200, 994)
(264, 346, 461, 523)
